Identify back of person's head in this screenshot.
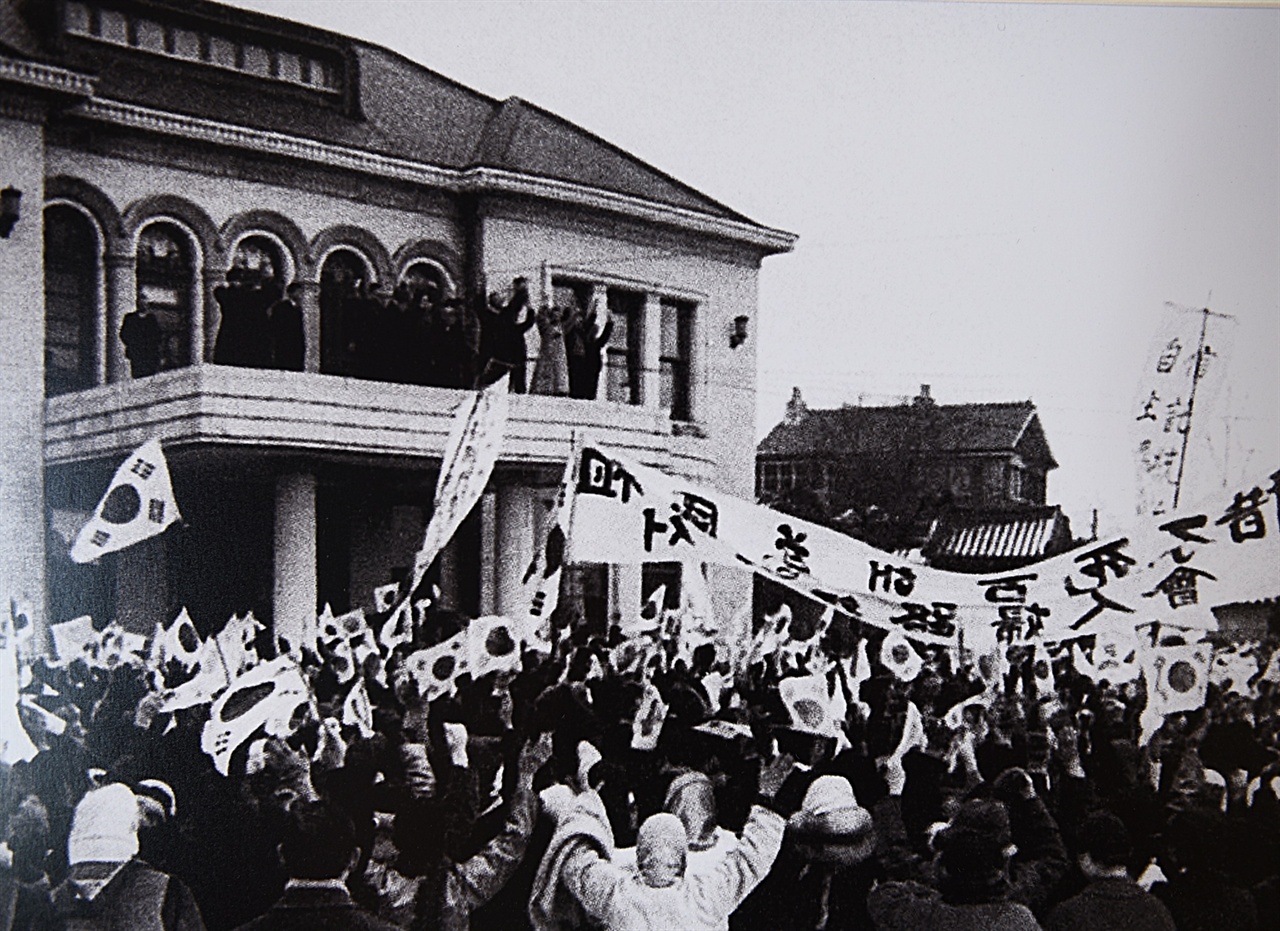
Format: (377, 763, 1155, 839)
(279, 799, 357, 880)
(68, 783, 140, 866)
(636, 813, 687, 888)
(935, 799, 1013, 897)
(1078, 811, 1132, 873)
(6, 794, 51, 880)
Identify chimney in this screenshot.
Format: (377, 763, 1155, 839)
(785, 386, 808, 425)
(913, 384, 934, 408)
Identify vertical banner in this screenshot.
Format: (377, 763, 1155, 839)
(517, 442, 578, 649)
(408, 375, 510, 595)
(71, 438, 181, 563)
(1132, 304, 1232, 517)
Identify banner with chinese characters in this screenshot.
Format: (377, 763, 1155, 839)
(408, 374, 510, 594)
(567, 443, 1279, 648)
(1132, 304, 1233, 517)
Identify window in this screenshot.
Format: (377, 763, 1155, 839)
(659, 299, 693, 421)
(135, 222, 196, 372)
(319, 249, 371, 377)
(231, 235, 286, 290)
(605, 288, 643, 405)
(948, 462, 973, 504)
(758, 459, 798, 498)
(1009, 465, 1025, 502)
(400, 260, 453, 303)
(44, 206, 100, 396)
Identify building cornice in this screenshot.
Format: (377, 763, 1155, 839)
(73, 97, 796, 253)
(0, 55, 97, 98)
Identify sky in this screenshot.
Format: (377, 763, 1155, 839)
(227, 0, 1280, 534)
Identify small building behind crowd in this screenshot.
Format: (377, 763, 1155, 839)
(0, 0, 795, 645)
(757, 385, 1074, 571)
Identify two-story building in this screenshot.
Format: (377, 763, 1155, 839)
(757, 385, 1073, 571)
(0, 0, 794, 647)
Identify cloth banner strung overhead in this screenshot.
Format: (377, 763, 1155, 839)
(71, 438, 181, 563)
(566, 443, 1279, 647)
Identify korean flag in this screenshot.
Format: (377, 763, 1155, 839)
(880, 628, 924, 683)
(71, 439, 180, 563)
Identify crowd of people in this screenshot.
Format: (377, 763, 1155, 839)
(3, 593, 1278, 931)
(124, 269, 616, 398)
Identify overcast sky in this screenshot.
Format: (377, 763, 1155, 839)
(227, 0, 1279, 534)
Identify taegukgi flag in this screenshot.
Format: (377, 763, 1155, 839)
(71, 439, 180, 563)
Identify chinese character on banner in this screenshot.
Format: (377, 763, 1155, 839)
(577, 447, 643, 502)
(1144, 565, 1217, 610)
(889, 602, 957, 639)
(1063, 539, 1137, 631)
(868, 561, 916, 597)
(977, 573, 1049, 644)
(1157, 514, 1212, 563)
(771, 524, 811, 579)
(1215, 486, 1269, 543)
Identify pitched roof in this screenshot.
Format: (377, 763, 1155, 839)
(925, 505, 1071, 565)
(759, 399, 1057, 467)
(11, 0, 760, 229)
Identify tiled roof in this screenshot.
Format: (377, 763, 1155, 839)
(926, 506, 1070, 564)
(758, 401, 1053, 463)
(10, 0, 758, 228)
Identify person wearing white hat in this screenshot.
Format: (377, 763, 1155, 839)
(51, 783, 205, 931)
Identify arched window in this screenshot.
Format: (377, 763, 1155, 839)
(44, 205, 101, 396)
(319, 248, 372, 376)
(135, 221, 196, 372)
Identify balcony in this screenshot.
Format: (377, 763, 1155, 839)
(43, 365, 716, 476)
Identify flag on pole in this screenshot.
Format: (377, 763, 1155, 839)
(148, 608, 203, 677)
(880, 628, 923, 682)
(468, 616, 522, 678)
(71, 439, 181, 563)
(201, 656, 313, 776)
(341, 677, 374, 739)
(408, 375, 510, 598)
(156, 635, 231, 712)
(518, 446, 578, 649)
(1140, 640, 1212, 745)
(402, 632, 469, 702)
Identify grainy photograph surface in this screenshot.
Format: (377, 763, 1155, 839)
(0, 1, 1277, 929)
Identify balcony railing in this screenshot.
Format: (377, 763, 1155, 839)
(43, 364, 715, 476)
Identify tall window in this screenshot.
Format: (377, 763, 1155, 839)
(659, 299, 693, 421)
(319, 249, 370, 376)
(605, 288, 643, 405)
(136, 222, 196, 371)
(44, 205, 100, 396)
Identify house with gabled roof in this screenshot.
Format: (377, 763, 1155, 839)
(0, 0, 794, 646)
(757, 385, 1074, 570)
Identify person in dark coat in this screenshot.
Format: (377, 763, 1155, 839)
(0, 795, 57, 931)
(268, 283, 305, 371)
(213, 267, 277, 368)
(50, 783, 205, 931)
(1044, 811, 1175, 931)
(232, 799, 397, 931)
(564, 295, 612, 400)
(119, 303, 162, 378)
(479, 277, 536, 392)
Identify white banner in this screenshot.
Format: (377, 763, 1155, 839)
(567, 443, 1279, 647)
(71, 438, 181, 563)
(1132, 304, 1233, 517)
(409, 375, 510, 594)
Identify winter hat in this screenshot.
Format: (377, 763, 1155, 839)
(636, 812, 687, 886)
(935, 799, 1012, 880)
(1079, 812, 1131, 868)
(68, 783, 139, 865)
(791, 775, 871, 838)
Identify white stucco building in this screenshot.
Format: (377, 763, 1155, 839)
(0, 0, 794, 645)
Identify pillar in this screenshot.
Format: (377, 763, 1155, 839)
(0, 108, 48, 648)
(273, 472, 317, 652)
(494, 484, 534, 616)
(479, 490, 497, 615)
(641, 292, 662, 410)
(612, 565, 644, 633)
(104, 252, 134, 383)
(296, 279, 321, 373)
(201, 268, 222, 363)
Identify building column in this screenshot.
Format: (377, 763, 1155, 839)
(273, 472, 317, 653)
(296, 279, 321, 373)
(494, 484, 534, 616)
(479, 491, 497, 615)
(641, 293, 662, 410)
(201, 269, 223, 363)
(0, 110, 49, 649)
(104, 252, 134, 383)
(611, 565, 644, 633)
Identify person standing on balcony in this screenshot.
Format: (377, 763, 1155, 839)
(530, 300, 570, 397)
(120, 300, 162, 378)
(479, 277, 535, 392)
(269, 283, 305, 372)
(565, 294, 612, 400)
